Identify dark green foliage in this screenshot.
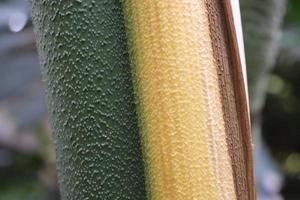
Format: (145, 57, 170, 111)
(31, 0, 146, 199)
(284, 0, 300, 24)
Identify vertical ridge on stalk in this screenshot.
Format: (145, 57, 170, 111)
(122, 0, 253, 199)
(205, 0, 255, 199)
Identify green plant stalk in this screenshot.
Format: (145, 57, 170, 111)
(31, 0, 146, 199)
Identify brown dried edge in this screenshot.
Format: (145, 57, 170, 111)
(204, 0, 256, 199)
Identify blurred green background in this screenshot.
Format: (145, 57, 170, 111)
(0, 0, 299, 199)
(263, 0, 300, 199)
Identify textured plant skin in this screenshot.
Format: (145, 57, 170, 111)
(31, 1, 146, 199)
(123, 1, 240, 200)
(31, 0, 255, 199)
(122, 0, 254, 200)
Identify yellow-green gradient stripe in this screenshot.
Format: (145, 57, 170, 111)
(123, 1, 237, 199)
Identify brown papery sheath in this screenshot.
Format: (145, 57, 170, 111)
(205, 0, 256, 199)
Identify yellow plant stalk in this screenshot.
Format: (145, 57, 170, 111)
(123, 1, 254, 200)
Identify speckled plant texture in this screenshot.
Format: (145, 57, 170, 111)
(31, 1, 255, 200)
(31, 1, 146, 199)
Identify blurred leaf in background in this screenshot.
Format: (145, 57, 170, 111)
(263, 0, 300, 199)
(0, 0, 59, 199)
